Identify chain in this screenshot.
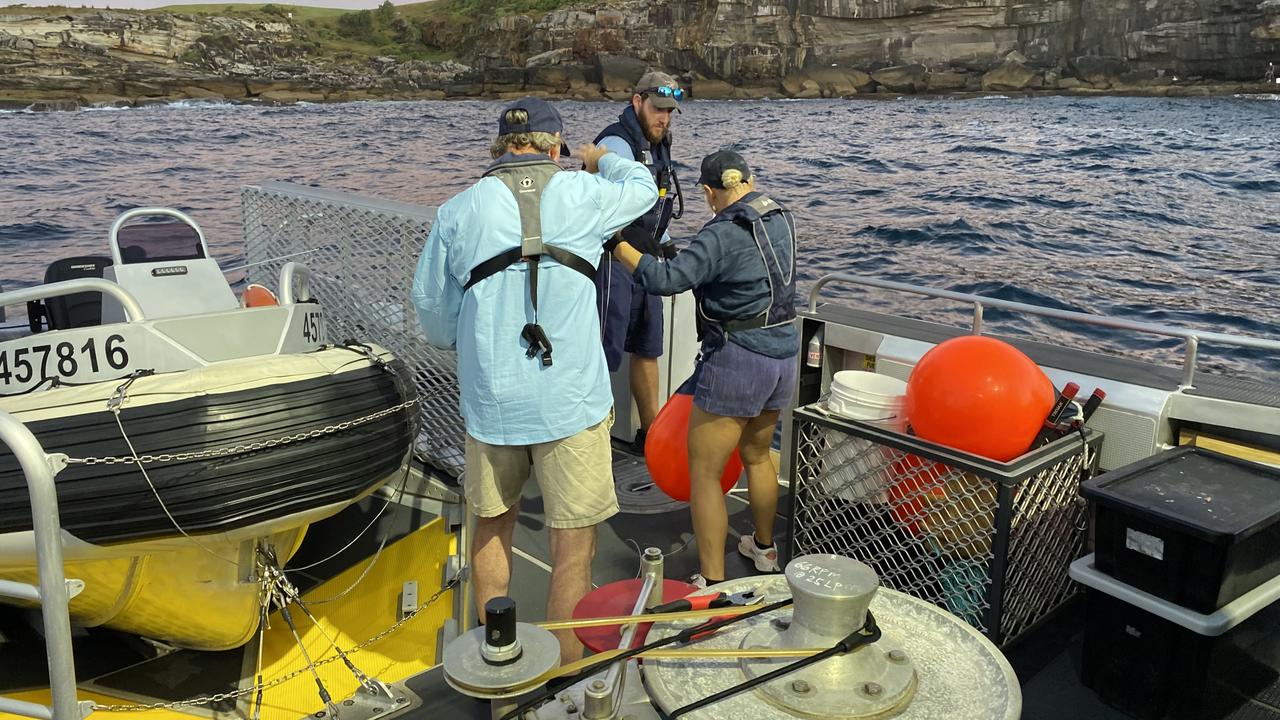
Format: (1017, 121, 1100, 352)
(91, 572, 461, 712)
(67, 398, 418, 466)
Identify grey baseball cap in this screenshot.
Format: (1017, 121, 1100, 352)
(634, 71, 683, 110)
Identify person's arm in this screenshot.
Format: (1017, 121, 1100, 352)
(615, 226, 721, 297)
(589, 150, 660, 238)
(410, 210, 463, 349)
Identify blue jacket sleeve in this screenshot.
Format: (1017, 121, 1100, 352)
(411, 211, 462, 349)
(633, 225, 721, 296)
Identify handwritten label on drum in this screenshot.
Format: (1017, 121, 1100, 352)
(789, 559, 848, 592)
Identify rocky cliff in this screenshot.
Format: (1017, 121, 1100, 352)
(2, 0, 1277, 109)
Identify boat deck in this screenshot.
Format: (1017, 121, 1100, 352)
(0, 446, 1269, 720)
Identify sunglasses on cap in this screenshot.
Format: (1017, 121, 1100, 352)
(640, 86, 685, 102)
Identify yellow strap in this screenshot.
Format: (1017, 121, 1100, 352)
(534, 604, 759, 631)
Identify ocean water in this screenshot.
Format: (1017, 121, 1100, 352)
(2, 95, 1277, 375)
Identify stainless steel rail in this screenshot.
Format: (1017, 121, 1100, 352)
(0, 279, 146, 323)
(0, 413, 92, 720)
(807, 273, 1280, 388)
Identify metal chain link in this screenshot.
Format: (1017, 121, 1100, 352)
(66, 399, 418, 466)
(91, 573, 461, 712)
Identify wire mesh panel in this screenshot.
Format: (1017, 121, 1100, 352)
(241, 182, 465, 477)
(787, 405, 1100, 646)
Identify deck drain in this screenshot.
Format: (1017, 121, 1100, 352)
(612, 451, 687, 515)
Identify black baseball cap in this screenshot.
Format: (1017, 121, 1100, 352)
(497, 97, 570, 156)
(697, 149, 752, 189)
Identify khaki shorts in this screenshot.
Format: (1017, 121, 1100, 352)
(464, 411, 618, 529)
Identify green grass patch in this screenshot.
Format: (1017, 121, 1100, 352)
(401, 0, 580, 20)
(157, 3, 348, 20)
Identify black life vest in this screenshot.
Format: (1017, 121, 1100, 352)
(594, 106, 679, 255)
(695, 192, 797, 348)
(463, 154, 596, 367)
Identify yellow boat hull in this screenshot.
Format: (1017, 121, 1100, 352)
(0, 527, 307, 651)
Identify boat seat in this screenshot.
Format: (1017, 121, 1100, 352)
(29, 256, 113, 331)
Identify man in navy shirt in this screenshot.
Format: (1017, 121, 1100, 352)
(593, 71, 686, 452)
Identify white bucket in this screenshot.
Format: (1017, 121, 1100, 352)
(828, 371, 907, 423)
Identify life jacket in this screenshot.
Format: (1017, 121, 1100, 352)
(695, 192, 797, 348)
(594, 106, 680, 254)
(463, 154, 596, 367)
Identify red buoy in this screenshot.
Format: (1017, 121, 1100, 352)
(645, 392, 743, 502)
(903, 335, 1054, 462)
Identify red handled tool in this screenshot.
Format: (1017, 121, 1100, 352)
(647, 589, 763, 615)
(1033, 382, 1079, 447)
(1080, 388, 1106, 425)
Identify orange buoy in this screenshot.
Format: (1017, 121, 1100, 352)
(241, 284, 279, 308)
(903, 335, 1054, 462)
(645, 392, 743, 502)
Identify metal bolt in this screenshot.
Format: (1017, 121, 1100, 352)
(395, 697, 407, 704)
(372, 708, 383, 714)
(863, 682, 882, 696)
(313, 713, 325, 718)
(591, 680, 606, 691)
(790, 680, 811, 694)
(343, 700, 355, 707)
(643, 547, 662, 560)
(888, 649, 907, 662)
(772, 617, 791, 631)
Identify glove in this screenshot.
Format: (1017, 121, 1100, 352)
(621, 224, 663, 256)
(603, 232, 622, 252)
(660, 242, 679, 260)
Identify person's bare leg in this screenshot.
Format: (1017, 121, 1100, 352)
(687, 406, 747, 581)
(471, 504, 519, 618)
(738, 411, 781, 545)
(631, 355, 660, 435)
(547, 525, 597, 664)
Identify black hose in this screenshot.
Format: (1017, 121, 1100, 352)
(497, 597, 795, 720)
(665, 610, 882, 719)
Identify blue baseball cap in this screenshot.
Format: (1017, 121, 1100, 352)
(497, 97, 570, 156)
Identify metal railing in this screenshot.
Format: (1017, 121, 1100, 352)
(808, 273, 1280, 389)
(107, 208, 210, 268)
(241, 182, 465, 476)
(0, 413, 92, 720)
(0, 279, 146, 324)
(278, 262, 313, 305)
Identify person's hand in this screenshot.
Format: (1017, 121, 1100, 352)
(577, 143, 612, 174)
(603, 231, 623, 252)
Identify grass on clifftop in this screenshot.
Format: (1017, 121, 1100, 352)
(158, 3, 349, 19)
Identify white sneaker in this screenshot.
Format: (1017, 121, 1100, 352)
(738, 533, 781, 573)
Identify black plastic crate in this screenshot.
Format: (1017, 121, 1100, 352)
(1082, 447, 1280, 614)
(1080, 586, 1280, 720)
(785, 404, 1102, 646)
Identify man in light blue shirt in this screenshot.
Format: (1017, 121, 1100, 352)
(412, 97, 657, 663)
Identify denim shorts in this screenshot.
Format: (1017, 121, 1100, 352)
(595, 259, 663, 371)
(687, 341, 797, 418)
